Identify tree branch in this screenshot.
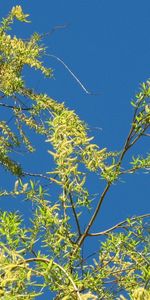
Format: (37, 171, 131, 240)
(0, 102, 32, 111)
(118, 105, 149, 164)
(23, 171, 51, 181)
(69, 192, 82, 236)
(87, 213, 150, 236)
(74, 183, 111, 251)
(39, 24, 69, 39)
(11, 257, 82, 300)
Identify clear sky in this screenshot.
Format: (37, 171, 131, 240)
(0, 1, 150, 298)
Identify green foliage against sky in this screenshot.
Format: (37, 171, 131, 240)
(0, 6, 150, 300)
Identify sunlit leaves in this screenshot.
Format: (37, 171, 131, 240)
(11, 6, 30, 23)
(0, 8, 52, 95)
(0, 5, 149, 300)
(131, 81, 150, 136)
(131, 154, 150, 172)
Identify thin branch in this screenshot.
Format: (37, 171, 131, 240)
(62, 188, 67, 221)
(0, 102, 32, 111)
(118, 125, 135, 163)
(120, 165, 150, 175)
(118, 104, 149, 165)
(75, 252, 97, 268)
(13, 94, 32, 109)
(69, 192, 81, 236)
(39, 24, 69, 39)
(128, 124, 149, 148)
(118, 103, 141, 164)
(19, 235, 37, 258)
(23, 171, 51, 181)
(2, 115, 15, 127)
(74, 183, 111, 252)
(88, 213, 150, 236)
(23, 24, 69, 42)
(142, 132, 150, 137)
(47, 54, 94, 95)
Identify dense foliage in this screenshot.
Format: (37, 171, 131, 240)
(0, 6, 150, 299)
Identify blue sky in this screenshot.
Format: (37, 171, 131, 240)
(0, 0, 150, 298)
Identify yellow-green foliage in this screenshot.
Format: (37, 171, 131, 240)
(0, 6, 149, 300)
(0, 5, 111, 188)
(0, 6, 51, 95)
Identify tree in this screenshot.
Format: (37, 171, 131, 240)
(0, 6, 150, 300)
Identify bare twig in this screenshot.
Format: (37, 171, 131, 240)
(0, 102, 32, 111)
(47, 54, 94, 95)
(142, 133, 150, 137)
(120, 165, 150, 175)
(87, 213, 150, 236)
(39, 24, 69, 39)
(23, 171, 51, 181)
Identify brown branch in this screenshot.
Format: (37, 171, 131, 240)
(87, 213, 150, 236)
(118, 119, 136, 163)
(69, 192, 81, 236)
(118, 104, 149, 165)
(128, 124, 149, 148)
(74, 183, 111, 252)
(120, 165, 150, 175)
(117, 101, 144, 164)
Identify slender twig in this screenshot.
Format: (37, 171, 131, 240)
(87, 213, 150, 236)
(19, 235, 37, 257)
(118, 103, 141, 164)
(142, 133, 150, 137)
(69, 192, 81, 236)
(128, 124, 149, 148)
(62, 188, 67, 221)
(118, 125, 135, 163)
(23, 171, 51, 181)
(0, 102, 32, 111)
(47, 54, 94, 95)
(75, 252, 97, 268)
(39, 24, 69, 39)
(118, 104, 149, 165)
(23, 24, 69, 42)
(137, 252, 150, 266)
(74, 183, 110, 253)
(120, 165, 150, 175)
(3, 115, 15, 126)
